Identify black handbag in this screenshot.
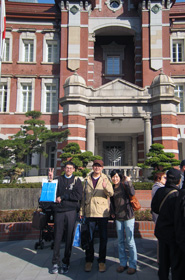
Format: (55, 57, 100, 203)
(32, 211, 47, 230)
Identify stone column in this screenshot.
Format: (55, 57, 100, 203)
(144, 117, 152, 158)
(87, 119, 95, 154)
(132, 136, 138, 166)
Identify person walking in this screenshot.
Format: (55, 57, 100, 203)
(49, 161, 83, 275)
(179, 159, 185, 189)
(151, 168, 184, 280)
(110, 169, 137, 275)
(80, 159, 114, 273)
(151, 172, 166, 223)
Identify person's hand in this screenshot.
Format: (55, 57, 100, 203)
(48, 168, 54, 181)
(102, 178, 107, 188)
(56, 196, 61, 203)
(124, 176, 131, 182)
(111, 214, 115, 219)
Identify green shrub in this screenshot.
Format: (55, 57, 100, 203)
(0, 209, 153, 222)
(133, 182, 153, 190)
(0, 182, 42, 188)
(0, 209, 34, 223)
(134, 209, 152, 221)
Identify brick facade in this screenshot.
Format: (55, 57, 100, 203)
(1, 0, 185, 176)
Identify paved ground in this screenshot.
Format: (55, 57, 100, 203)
(0, 237, 161, 280)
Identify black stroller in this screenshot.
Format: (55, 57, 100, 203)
(34, 201, 55, 250)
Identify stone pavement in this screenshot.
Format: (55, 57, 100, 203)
(0, 238, 161, 280)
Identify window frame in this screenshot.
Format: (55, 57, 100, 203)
(43, 32, 59, 64)
(19, 32, 36, 63)
(17, 78, 35, 113)
(0, 78, 11, 113)
(41, 78, 58, 113)
(102, 41, 125, 79)
(2, 32, 12, 62)
(174, 84, 185, 113)
(172, 39, 184, 62)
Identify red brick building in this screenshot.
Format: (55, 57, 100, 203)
(1, 0, 185, 177)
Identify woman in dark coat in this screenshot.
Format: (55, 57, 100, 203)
(110, 169, 137, 275)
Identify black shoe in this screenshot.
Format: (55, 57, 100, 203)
(50, 264, 59, 274)
(59, 263, 69, 274)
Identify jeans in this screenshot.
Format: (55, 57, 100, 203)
(116, 218, 137, 269)
(85, 217, 108, 263)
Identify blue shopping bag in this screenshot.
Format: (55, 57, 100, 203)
(73, 222, 81, 247)
(40, 179, 58, 202)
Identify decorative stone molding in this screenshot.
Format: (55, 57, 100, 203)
(105, 0, 123, 12)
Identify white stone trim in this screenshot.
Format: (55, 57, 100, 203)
(67, 136, 86, 141)
(63, 124, 86, 129)
(0, 133, 13, 139)
(152, 124, 178, 129)
(63, 112, 87, 117)
(61, 24, 88, 28)
(152, 112, 177, 117)
(9, 21, 55, 26)
(163, 149, 179, 153)
(153, 136, 178, 141)
(0, 124, 21, 128)
(60, 58, 88, 61)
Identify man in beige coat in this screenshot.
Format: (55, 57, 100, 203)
(80, 160, 114, 273)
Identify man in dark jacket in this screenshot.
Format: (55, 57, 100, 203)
(49, 161, 83, 275)
(151, 168, 183, 280)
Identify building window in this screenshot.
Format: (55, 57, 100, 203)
(43, 33, 59, 63)
(0, 84, 7, 112)
(172, 39, 184, 62)
(21, 84, 32, 112)
(107, 56, 120, 75)
(48, 145, 56, 168)
(45, 84, 57, 113)
(17, 78, 35, 113)
(41, 78, 58, 113)
(102, 42, 125, 78)
(46, 40, 58, 63)
(175, 85, 185, 112)
(23, 39, 34, 62)
(3, 39, 10, 62)
(19, 32, 36, 63)
(2, 32, 12, 62)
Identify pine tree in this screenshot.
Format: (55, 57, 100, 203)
(60, 142, 102, 178)
(137, 143, 180, 180)
(0, 111, 69, 182)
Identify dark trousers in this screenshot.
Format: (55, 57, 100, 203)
(85, 217, 108, 263)
(158, 240, 184, 280)
(52, 210, 76, 266)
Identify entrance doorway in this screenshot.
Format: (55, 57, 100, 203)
(103, 142, 125, 166)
